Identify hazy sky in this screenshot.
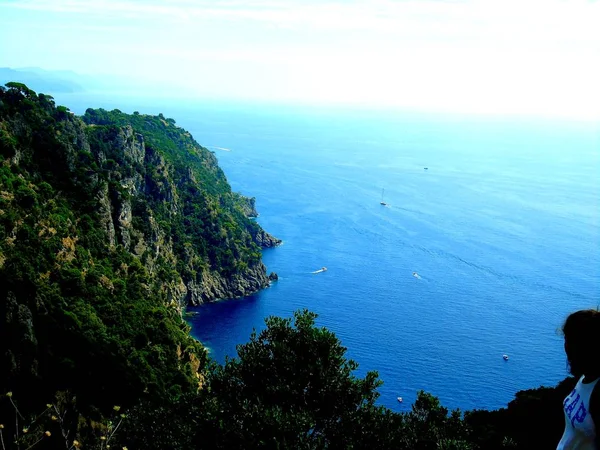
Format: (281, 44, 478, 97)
(1, 0, 599, 118)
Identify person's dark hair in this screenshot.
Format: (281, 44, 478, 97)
(562, 309, 600, 378)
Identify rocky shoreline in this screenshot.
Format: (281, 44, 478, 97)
(184, 261, 274, 306)
(251, 227, 282, 248)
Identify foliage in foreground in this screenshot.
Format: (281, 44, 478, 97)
(121, 310, 570, 450)
(0, 391, 125, 450)
(1, 310, 572, 450)
(121, 310, 472, 450)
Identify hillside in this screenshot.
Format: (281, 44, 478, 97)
(0, 82, 279, 415)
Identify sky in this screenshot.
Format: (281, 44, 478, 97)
(1, 0, 599, 118)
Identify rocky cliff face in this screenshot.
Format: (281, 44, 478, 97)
(234, 193, 282, 248)
(186, 261, 270, 305)
(234, 194, 259, 217)
(251, 227, 282, 248)
(80, 115, 278, 307)
(2, 86, 279, 313)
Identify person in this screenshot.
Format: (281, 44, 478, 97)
(558, 309, 600, 449)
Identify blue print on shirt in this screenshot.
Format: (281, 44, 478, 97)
(564, 390, 587, 427)
(573, 403, 587, 427)
(564, 389, 576, 407)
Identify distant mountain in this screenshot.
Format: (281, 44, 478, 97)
(0, 67, 84, 93)
(0, 67, 164, 96)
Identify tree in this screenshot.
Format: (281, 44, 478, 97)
(399, 391, 472, 450)
(194, 310, 394, 449)
(465, 376, 576, 449)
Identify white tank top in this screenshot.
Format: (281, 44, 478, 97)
(557, 375, 599, 450)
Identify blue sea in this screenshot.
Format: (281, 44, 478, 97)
(58, 93, 600, 412)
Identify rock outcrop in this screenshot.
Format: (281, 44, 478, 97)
(185, 262, 271, 306)
(252, 228, 282, 248)
(234, 194, 281, 248)
(234, 194, 259, 217)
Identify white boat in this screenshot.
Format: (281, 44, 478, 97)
(397, 397, 403, 403)
(380, 188, 388, 206)
(503, 354, 509, 361)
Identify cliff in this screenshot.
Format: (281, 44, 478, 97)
(234, 193, 259, 217)
(232, 194, 282, 246)
(81, 110, 280, 306)
(0, 82, 278, 414)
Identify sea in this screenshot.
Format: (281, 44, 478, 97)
(56, 92, 600, 412)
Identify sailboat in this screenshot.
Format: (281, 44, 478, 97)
(380, 188, 388, 206)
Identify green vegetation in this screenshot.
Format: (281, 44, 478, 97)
(0, 82, 271, 437)
(0, 82, 208, 425)
(117, 310, 576, 450)
(0, 83, 572, 449)
(80, 106, 265, 275)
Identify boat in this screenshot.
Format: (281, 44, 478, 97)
(380, 188, 388, 206)
(397, 397, 403, 403)
(424, 167, 429, 170)
(321, 267, 328, 272)
(503, 354, 509, 361)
